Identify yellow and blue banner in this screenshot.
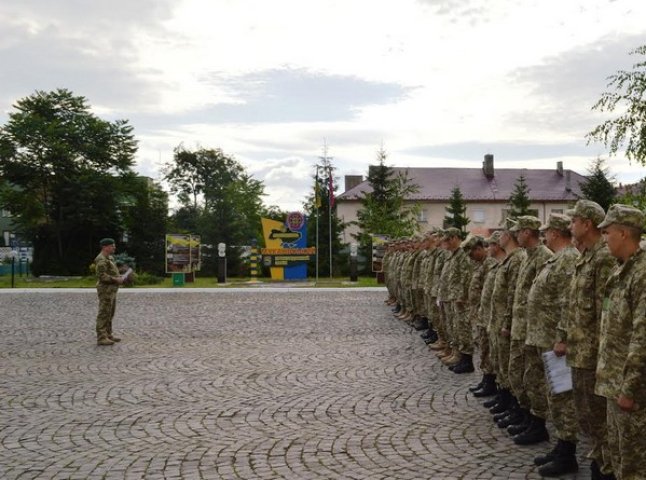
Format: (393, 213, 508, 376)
(261, 212, 313, 280)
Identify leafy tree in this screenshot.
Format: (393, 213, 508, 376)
(164, 145, 266, 276)
(444, 186, 470, 235)
(617, 177, 646, 229)
(587, 45, 646, 165)
(352, 148, 420, 272)
(0, 89, 137, 274)
(120, 175, 169, 275)
(508, 174, 532, 219)
(579, 157, 617, 211)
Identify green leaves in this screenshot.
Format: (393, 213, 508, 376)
(588, 45, 646, 165)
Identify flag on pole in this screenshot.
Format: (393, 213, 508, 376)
(315, 170, 321, 209)
(328, 170, 335, 207)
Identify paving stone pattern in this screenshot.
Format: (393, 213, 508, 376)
(1, 290, 590, 479)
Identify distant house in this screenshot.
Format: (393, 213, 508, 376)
(336, 154, 586, 242)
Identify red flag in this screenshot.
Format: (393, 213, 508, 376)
(328, 172, 335, 207)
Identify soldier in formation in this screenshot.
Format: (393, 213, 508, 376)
(381, 201, 645, 480)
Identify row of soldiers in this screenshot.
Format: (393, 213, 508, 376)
(381, 201, 646, 480)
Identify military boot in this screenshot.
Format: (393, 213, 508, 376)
(428, 329, 438, 343)
(513, 416, 549, 445)
(429, 339, 447, 351)
(442, 350, 462, 366)
(399, 311, 413, 322)
(452, 353, 474, 374)
(537, 440, 578, 477)
(534, 440, 560, 466)
(497, 406, 524, 428)
(473, 375, 498, 397)
(413, 316, 429, 330)
(506, 409, 531, 435)
(423, 331, 438, 344)
(483, 392, 502, 408)
(436, 346, 453, 358)
(420, 329, 433, 340)
(97, 336, 115, 346)
(489, 389, 512, 414)
(469, 375, 486, 392)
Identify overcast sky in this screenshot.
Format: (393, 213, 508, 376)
(1, 0, 645, 211)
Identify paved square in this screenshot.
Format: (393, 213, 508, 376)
(1, 289, 589, 479)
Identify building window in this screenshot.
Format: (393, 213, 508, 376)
(417, 209, 428, 223)
(551, 208, 563, 214)
(473, 209, 485, 223)
(1, 209, 11, 218)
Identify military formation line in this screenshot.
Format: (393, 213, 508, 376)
(381, 201, 646, 480)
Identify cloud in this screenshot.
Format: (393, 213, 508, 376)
(404, 140, 596, 161)
(506, 34, 645, 134)
(0, 0, 175, 114)
(195, 68, 413, 123)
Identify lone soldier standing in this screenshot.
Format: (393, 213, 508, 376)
(596, 204, 646, 480)
(95, 238, 124, 346)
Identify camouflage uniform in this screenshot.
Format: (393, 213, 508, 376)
(411, 247, 430, 318)
(445, 246, 473, 354)
(526, 244, 579, 442)
(556, 230, 615, 474)
(510, 238, 552, 411)
(480, 258, 500, 374)
(421, 244, 438, 322)
(490, 247, 526, 388)
(430, 247, 449, 341)
(382, 246, 394, 299)
(95, 250, 121, 342)
(595, 205, 646, 480)
(437, 248, 453, 343)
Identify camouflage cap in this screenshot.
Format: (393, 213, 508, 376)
(503, 217, 517, 231)
(565, 199, 605, 226)
(99, 237, 115, 246)
(539, 213, 571, 232)
(461, 234, 484, 250)
(485, 230, 502, 244)
(442, 227, 462, 238)
(597, 204, 645, 231)
(509, 215, 542, 232)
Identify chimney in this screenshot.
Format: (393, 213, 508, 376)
(482, 154, 494, 179)
(556, 161, 563, 176)
(565, 170, 571, 192)
(344, 175, 363, 192)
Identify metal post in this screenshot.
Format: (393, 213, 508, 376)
(10, 251, 17, 288)
(217, 242, 227, 284)
(349, 242, 358, 282)
(249, 239, 259, 282)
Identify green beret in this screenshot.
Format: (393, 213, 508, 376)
(100, 238, 116, 246)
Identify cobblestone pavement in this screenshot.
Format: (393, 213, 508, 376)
(1, 289, 590, 479)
